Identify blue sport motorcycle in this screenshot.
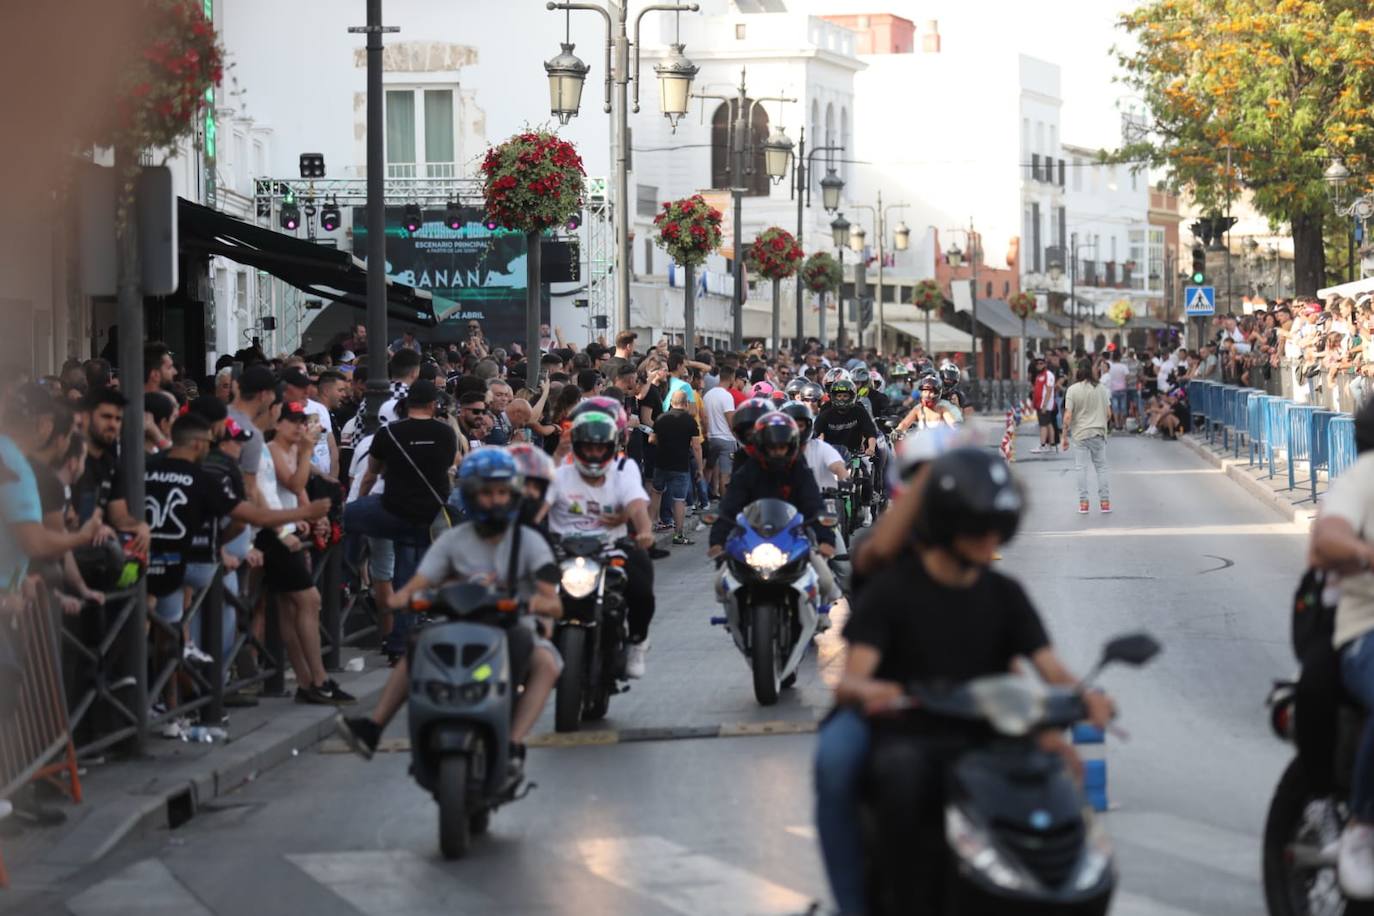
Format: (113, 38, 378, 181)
(712, 498, 823, 705)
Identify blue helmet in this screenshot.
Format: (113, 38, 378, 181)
(456, 446, 521, 535)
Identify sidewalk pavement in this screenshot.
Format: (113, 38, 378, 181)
(1177, 429, 1321, 525)
(1, 651, 390, 896)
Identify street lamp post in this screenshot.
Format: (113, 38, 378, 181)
(851, 192, 910, 353)
(850, 223, 866, 351)
(1325, 157, 1374, 284)
(944, 219, 980, 380)
(544, 1, 700, 337)
(781, 128, 843, 350)
(691, 69, 794, 350)
(831, 213, 850, 350)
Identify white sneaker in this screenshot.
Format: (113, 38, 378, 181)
(625, 639, 650, 679)
(160, 716, 191, 740)
(1339, 823, 1374, 899)
(183, 643, 213, 664)
(0, 799, 12, 821)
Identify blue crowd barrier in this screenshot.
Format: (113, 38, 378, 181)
(1308, 410, 1338, 503)
(1265, 398, 1291, 480)
(1232, 388, 1252, 458)
(1285, 405, 1320, 493)
(1248, 395, 1278, 467)
(1188, 380, 1207, 431)
(1330, 416, 1358, 481)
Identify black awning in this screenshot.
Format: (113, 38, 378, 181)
(178, 198, 436, 326)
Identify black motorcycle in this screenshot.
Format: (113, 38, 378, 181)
(1262, 675, 1374, 915)
(551, 533, 633, 732)
(863, 632, 1161, 916)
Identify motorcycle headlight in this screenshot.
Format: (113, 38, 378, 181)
(425, 680, 490, 705)
(560, 557, 600, 599)
(744, 543, 789, 577)
(945, 804, 1027, 892)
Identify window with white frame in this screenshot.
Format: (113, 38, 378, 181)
(1148, 227, 1165, 292)
(1072, 157, 1083, 192)
(1128, 228, 1145, 289)
(386, 86, 458, 179)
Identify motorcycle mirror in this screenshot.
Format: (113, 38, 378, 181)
(1100, 632, 1162, 668)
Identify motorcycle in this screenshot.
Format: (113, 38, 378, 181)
(406, 582, 532, 859)
(710, 498, 825, 705)
(551, 533, 634, 733)
(1262, 674, 1372, 915)
(863, 632, 1161, 915)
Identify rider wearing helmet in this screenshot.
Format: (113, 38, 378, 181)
(884, 363, 913, 404)
(813, 377, 880, 523)
(544, 411, 658, 678)
(821, 367, 853, 396)
(815, 448, 1115, 916)
(709, 412, 842, 617)
(507, 442, 557, 529)
(850, 366, 891, 419)
(337, 446, 565, 760)
(781, 399, 848, 497)
(729, 397, 775, 463)
(784, 377, 808, 401)
(797, 381, 825, 414)
(938, 361, 969, 415)
(895, 373, 960, 432)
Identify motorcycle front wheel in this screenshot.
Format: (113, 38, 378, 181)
(554, 627, 588, 733)
(1263, 756, 1364, 916)
(751, 602, 782, 706)
(437, 755, 472, 860)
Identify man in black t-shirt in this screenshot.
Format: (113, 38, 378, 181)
(813, 379, 878, 456)
(72, 387, 150, 553)
(344, 379, 458, 648)
(814, 449, 1113, 915)
(647, 388, 702, 544)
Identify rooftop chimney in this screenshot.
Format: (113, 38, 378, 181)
(922, 19, 941, 53)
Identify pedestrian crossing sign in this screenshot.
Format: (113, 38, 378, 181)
(1184, 285, 1215, 316)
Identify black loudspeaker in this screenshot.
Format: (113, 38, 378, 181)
(541, 240, 581, 283)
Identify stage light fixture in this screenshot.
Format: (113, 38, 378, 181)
(403, 203, 423, 233)
(320, 198, 341, 232)
(445, 201, 463, 231)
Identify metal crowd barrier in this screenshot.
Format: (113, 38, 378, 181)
(1248, 395, 1279, 468)
(2, 584, 83, 889)
(1231, 388, 1253, 458)
(60, 541, 347, 757)
(1264, 397, 1291, 480)
(1330, 416, 1359, 480)
(1306, 410, 1339, 503)
(1284, 405, 1320, 494)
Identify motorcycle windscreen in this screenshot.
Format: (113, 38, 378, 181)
(739, 498, 802, 536)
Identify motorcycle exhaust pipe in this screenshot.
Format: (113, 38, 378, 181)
(1288, 841, 1339, 870)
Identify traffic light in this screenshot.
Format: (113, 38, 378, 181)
(1190, 245, 1206, 284)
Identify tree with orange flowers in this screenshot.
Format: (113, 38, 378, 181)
(1115, 0, 1374, 293)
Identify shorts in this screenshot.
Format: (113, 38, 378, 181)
(255, 529, 314, 594)
(652, 468, 691, 501)
(151, 589, 185, 624)
(1037, 410, 1057, 428)
(708, 437, 736, 474)
(367, 536, 395, 583)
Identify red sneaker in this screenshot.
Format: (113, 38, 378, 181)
(1078, 500, 1090, 515)
(1100, 500, 1112, 514)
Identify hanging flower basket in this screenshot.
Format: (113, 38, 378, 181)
(92, 0, 224, 154)
(653, 195, 722, 268)
(747, 227, 804, 281)
(1008, 291, 1037, 319)
(480, 130, 586, 234)
(801, 251, 842, 295)
(1108, 299, 1135, 327)
(912, 279, 943, 312)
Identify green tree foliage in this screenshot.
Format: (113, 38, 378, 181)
(1116, 0, 1374, 293)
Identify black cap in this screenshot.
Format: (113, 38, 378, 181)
(406, 379, 439, 405)
(279, 399, 308, 422)
(238, 365, 277, 396)
(281, 367, 312, 390)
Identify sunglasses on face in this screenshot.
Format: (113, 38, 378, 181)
(464, 406, 488, 415)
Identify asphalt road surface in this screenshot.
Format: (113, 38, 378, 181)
(19, 429, 1306, 916)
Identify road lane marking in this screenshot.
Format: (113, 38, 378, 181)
(288, 850, 497, 914)
(560, 835, 811, 915)
(318, 722, 818, 753)
(1107, 811, 1259, 883)
(67, 859, 215, 916)
(1026, 523, 1301, 538)
(1112, 890, 1209, 916)
(784, 825, 817, 841)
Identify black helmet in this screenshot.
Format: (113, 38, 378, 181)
(751, 411, 801, 472)
(784, 378, 807, 400)
(938, 364, 960, 392)
(570, 410, 619, 478)
(731, 397, 775, 446)
(829, 378, 858, 408)
(779, 399, 814, 442)
(914, 359, 935, 378)
(916, 448, 1025, 550)
(917, 373, 941, 394)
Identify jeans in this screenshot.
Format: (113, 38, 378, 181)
(343, 495, 429, 651)
(652, 468, 691, 502)
(621, 545, 656, 642)
(1342, 632, 1374, 821)
(814, 706, 871, 915)
(185, 561, 235, 659)
(1073, 434, 1111, 502)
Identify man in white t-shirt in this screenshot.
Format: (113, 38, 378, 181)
(543, 410, 657, 677)
(702, 365, 739, 494)
(283, 368, 338, 477)
(1105, 350, 1129, 431)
